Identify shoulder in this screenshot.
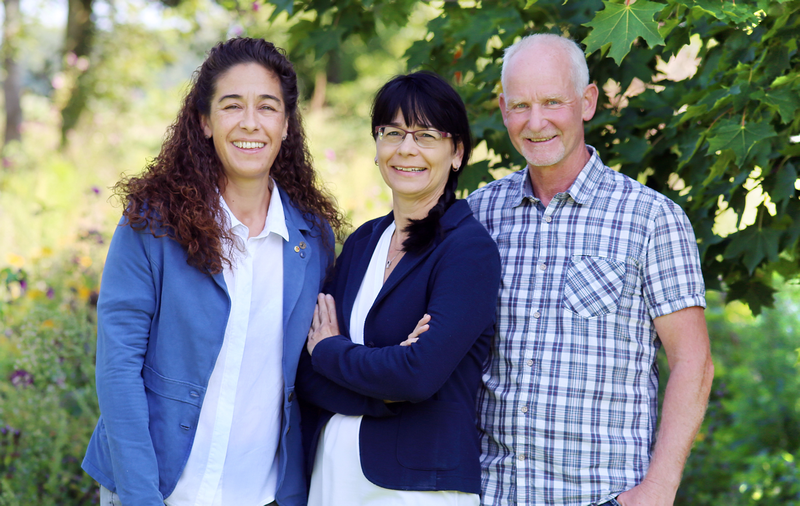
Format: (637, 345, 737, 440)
(439, 201, 501, 263)
(598, 167, 687, 221)
(468, 169, 525, 202)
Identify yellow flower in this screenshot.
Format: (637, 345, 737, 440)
(78, 286, 91, 300)
(6, 253, 25, 268)
(79, 256, 93, 268)
(41, 319, 55, 329)
(26, 288, 45, 300)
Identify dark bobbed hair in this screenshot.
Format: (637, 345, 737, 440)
(370, 71, 473, 254)
(114, 37, 345, 274)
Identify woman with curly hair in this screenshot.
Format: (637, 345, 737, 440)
(82, 37, 343, 506)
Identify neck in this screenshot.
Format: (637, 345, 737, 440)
(221, 177, 272, 238)
(390, 190, 442, 240)
(528, 145, 590, 208)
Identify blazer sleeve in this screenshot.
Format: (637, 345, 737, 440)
(94, 221, 164, 504)
(296, 228, 397, 418)
(310, 230, 501, 403)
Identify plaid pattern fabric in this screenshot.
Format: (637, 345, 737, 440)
(467, 148, 706, 506)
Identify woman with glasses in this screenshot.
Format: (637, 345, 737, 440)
(297, 71, 501, 505)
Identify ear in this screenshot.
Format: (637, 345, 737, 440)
(452, 141, 465, 170)
(282, 116, 289, 141)
(498, 93, 509, 127)
(201, 115, 212, 139)
(581, 83, 599, 122)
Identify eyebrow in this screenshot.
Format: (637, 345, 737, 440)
(217, 94, 282, 104)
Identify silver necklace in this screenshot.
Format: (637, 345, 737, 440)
(386, 233, 403, 269)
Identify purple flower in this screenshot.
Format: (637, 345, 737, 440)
(252, 1, 259, 11)
(91, 186, 100, 195)
(10, 369, 34, 387)
(19, 279, 27, 292)
(47, 287, 55, 299)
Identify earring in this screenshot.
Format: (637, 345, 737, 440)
(374, 158, 379, 166)
(452, 165, 459, 172)
(282, 135, 287, 141)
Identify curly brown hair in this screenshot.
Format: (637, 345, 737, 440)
(114, 37, 345, 274)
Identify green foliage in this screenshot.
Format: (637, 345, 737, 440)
(0, 251, 102, 505)
(254, 0, 800, 315)
(584, 0, 665, 64)
(673, 288, 800, 504)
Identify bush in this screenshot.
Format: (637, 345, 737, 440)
(677, 287, 800, 505)
(0, 245, 102, 506)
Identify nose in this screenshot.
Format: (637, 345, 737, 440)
(239, 106, 258, 132)
(396, 131, 419, 155)
(525, 105, 548, 132)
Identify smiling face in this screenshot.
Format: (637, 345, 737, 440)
(499, 41, 598, 175)
(376, 112, 464, 209)
(201, 63, 289, 186)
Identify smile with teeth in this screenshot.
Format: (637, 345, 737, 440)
(394, 167, 426, 172)
(233, 141, 265, 149)
(526, 135, 556, 142)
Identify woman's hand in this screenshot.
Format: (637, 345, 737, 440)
(400, 313, 431, 346)
(307, 293, 340, 356)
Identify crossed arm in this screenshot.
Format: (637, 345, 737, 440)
(617, 306, 714, 506)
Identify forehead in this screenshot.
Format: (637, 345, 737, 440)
(390, 110, 433, 128)
(503, 45, 576, 100)
(213, 63, 283, 101)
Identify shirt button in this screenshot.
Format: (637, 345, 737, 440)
(533, 311, 541, 318)
(539, 263, 546, 271)
(544, 216, 552, 223)
(520, 406, 528, 413)
(518, 454, 525, 461)
(527, 359, 533, 366)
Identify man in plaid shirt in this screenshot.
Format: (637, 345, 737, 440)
(467, 34, 714, 506)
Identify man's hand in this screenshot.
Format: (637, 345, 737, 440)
(307, 293, 340, 355)
(616, 477, 675, 506)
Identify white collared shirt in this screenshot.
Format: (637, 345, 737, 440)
(167, 182, 287, 506)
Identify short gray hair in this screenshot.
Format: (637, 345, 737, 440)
(501, 33, 590, 97)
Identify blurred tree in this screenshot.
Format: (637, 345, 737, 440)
(58, 0, 189, 146)
(2, 0, 22, 146)
(59, 0, 95, 146)
(252, 0, 800, 315)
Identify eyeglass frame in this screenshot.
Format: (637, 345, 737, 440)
(374, 125, 453, 148)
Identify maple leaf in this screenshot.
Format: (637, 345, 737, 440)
(706, 119, 777, 167)
(582, 0, 665, 65)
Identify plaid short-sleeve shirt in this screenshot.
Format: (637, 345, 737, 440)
(467, 147, 705, 506)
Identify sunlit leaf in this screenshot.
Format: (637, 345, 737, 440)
(582, 0, 665, 64)
(706, 119, 777, 167)
(752, 88, 800, 125)
(724, 227, 781, 274)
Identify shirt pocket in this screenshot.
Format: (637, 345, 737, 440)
(563, 256, 626, 318)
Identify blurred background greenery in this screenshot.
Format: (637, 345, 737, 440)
(1, 0, 799, 504)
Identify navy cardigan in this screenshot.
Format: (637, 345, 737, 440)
(296, 200, 501, 494)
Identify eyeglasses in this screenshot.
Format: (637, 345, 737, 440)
(375, 126, 452, 148)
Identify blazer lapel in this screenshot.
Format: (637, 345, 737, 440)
(340, 213, 394, 328)
(281, 192, 311, 377)
(374, 200, 471, 308)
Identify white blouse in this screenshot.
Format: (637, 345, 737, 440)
(307, 221, 479, 506)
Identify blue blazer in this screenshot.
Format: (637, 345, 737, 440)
(82, 189, 332, 506)
(297, 200, 501, 494)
